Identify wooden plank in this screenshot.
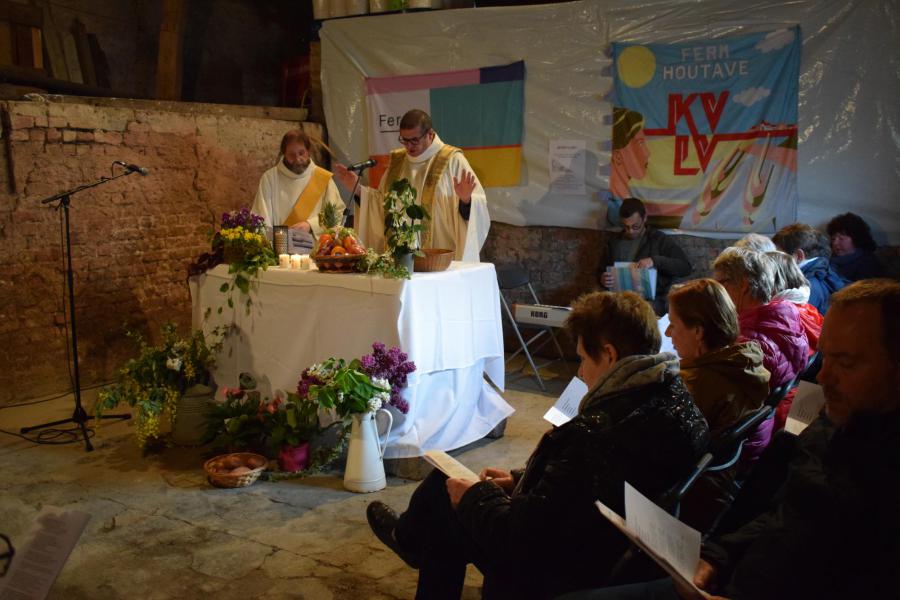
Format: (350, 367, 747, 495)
(71, 18, 94, 86)
(43, 26, 67, 80)
(12, 22, 32, 67)
(154, 0, 185, 100)
(87, 33, 108, 88)
(60, 29, 82, 83)
(29, 26, 41, 70)
(0, 20, 13, 66)
(40, 4, 67, 81)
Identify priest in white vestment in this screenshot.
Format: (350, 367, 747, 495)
(334, 110, 490, 262)
(252, 129, 344, 241)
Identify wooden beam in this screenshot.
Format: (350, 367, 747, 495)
(154, 0, 185, 100)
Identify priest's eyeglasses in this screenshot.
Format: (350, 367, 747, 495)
(398, 130, 431, 147)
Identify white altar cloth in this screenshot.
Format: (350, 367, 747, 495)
(190, 262, 513, 458)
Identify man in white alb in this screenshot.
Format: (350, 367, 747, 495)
(252, 129, 345, 249)
(333, 109, 490, 262)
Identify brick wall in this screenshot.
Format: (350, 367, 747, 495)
(0, 97, 317, 405)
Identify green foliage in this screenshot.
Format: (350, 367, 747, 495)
(299, 357, 391, 419)
(215, 225, 277, 314)
(96, 323, 225, 449)
(356, 249, 410, 280)
(203, 375, 323, 457)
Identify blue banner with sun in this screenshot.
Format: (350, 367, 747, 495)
(611, 27, 800, 232)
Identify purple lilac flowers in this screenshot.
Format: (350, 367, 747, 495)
(221, 206, 265, 230)
(359, 342, 416, 414)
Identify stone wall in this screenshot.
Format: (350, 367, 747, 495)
(0, 97, 315, 405)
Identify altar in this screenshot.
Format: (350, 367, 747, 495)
(189, 262, 513, 458)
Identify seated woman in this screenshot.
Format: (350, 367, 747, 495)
(667, 279, 770, 437)
(766, 250, 824, 429)
(666, 278, 770, 533)
(366, 291, 709, 600)
(712, 247, 808, 461)
(826, 212, 883, 281)
(767, 250, 824, 354)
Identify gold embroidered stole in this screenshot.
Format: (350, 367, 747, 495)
(383, 145, 461, 249)
(282, 167, 333, 227)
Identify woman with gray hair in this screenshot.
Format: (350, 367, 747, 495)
(734, 232, 776, 253)
(712, 247, 808, 459)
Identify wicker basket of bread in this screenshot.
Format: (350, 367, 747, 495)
(204, 452, 267, 488)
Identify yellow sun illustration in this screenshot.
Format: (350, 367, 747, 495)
(617, 46, 656, 88)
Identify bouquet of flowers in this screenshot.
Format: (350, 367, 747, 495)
(96, 323, 224, 449)
(359, 342, 416, 414)
(296, 342, 416, 417)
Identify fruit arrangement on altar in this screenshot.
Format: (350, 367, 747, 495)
(312, 200, 367, 272)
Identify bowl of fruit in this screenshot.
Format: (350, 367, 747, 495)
(311, 201, 367, 273)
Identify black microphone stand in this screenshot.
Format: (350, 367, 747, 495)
(344, 163, 373, 228)
(23, 170, 137, 452)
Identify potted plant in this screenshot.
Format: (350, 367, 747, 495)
(95, 323, 224, 450)
(383, 178, 429, 274)
(203, 374, 324, 473)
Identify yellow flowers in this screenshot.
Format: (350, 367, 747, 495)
(221, 226, 265, 246)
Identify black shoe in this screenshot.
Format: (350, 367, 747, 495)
(366, 501, 421, 569)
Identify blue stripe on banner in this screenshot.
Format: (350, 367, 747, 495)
(431, 80, 524, 148)
(479, 60, 525, 84)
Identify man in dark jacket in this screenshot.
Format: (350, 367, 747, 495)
(366, 291, 709, 600)
(557, 279, 900, 600)
(773, 223, 847, 314)
(600, 198, 692, 316)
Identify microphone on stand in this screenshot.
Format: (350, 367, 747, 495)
(114, 160, 150, 176)
(347, 158, 376, 173)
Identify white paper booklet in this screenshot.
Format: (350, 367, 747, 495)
(543, 376, 588, 426)
(0, 506, 91, 600)
(423, 450, 479, 481)
(785, 380, 826, 435)
(595, 482, 709, 599)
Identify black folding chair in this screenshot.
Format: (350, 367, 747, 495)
(496, 264, 566, 391)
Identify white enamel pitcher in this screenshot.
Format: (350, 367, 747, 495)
(343, 408, 393, 493)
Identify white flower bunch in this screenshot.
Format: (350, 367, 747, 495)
(166, 356, 183, 371)
(366, 377, 391, 413)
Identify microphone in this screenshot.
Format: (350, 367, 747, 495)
(347, 158, 376, 173)
(114, 160, 149, 176)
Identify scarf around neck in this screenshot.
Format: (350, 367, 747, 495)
(579, 352, 679, 414)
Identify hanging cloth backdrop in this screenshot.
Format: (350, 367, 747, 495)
(612, 27, 801, 233)
(364, 60, 525, 189)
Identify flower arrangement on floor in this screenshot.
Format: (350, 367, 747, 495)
(95, 323, 224, 449)
(203, 374, 340, 475)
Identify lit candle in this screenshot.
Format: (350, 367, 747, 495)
(278, 254, 290, 268)
(290, 254, 302, 269)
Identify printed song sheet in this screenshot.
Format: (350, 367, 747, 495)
(543, 376, 588, 426)
(596, 483, 709, 599)
(423, 450, 479, 481)
(785, 380, 826, 435)
(0, 506, 91, 600)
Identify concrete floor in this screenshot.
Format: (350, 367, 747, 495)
(0, 362, 576, 599)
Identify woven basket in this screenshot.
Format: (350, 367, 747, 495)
(204, 452, 267, 488)
(312, 253, 365, 273)
(413, 248, 454, 272)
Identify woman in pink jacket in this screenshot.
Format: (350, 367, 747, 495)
(712, 246, 808, 462)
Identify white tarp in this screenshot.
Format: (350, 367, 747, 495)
(321, 0, 900, 243)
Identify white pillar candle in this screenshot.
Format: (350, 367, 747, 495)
(290, 254, 303, 269)
(278, 254, 290, 268)
(300, 255, 311, 270)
